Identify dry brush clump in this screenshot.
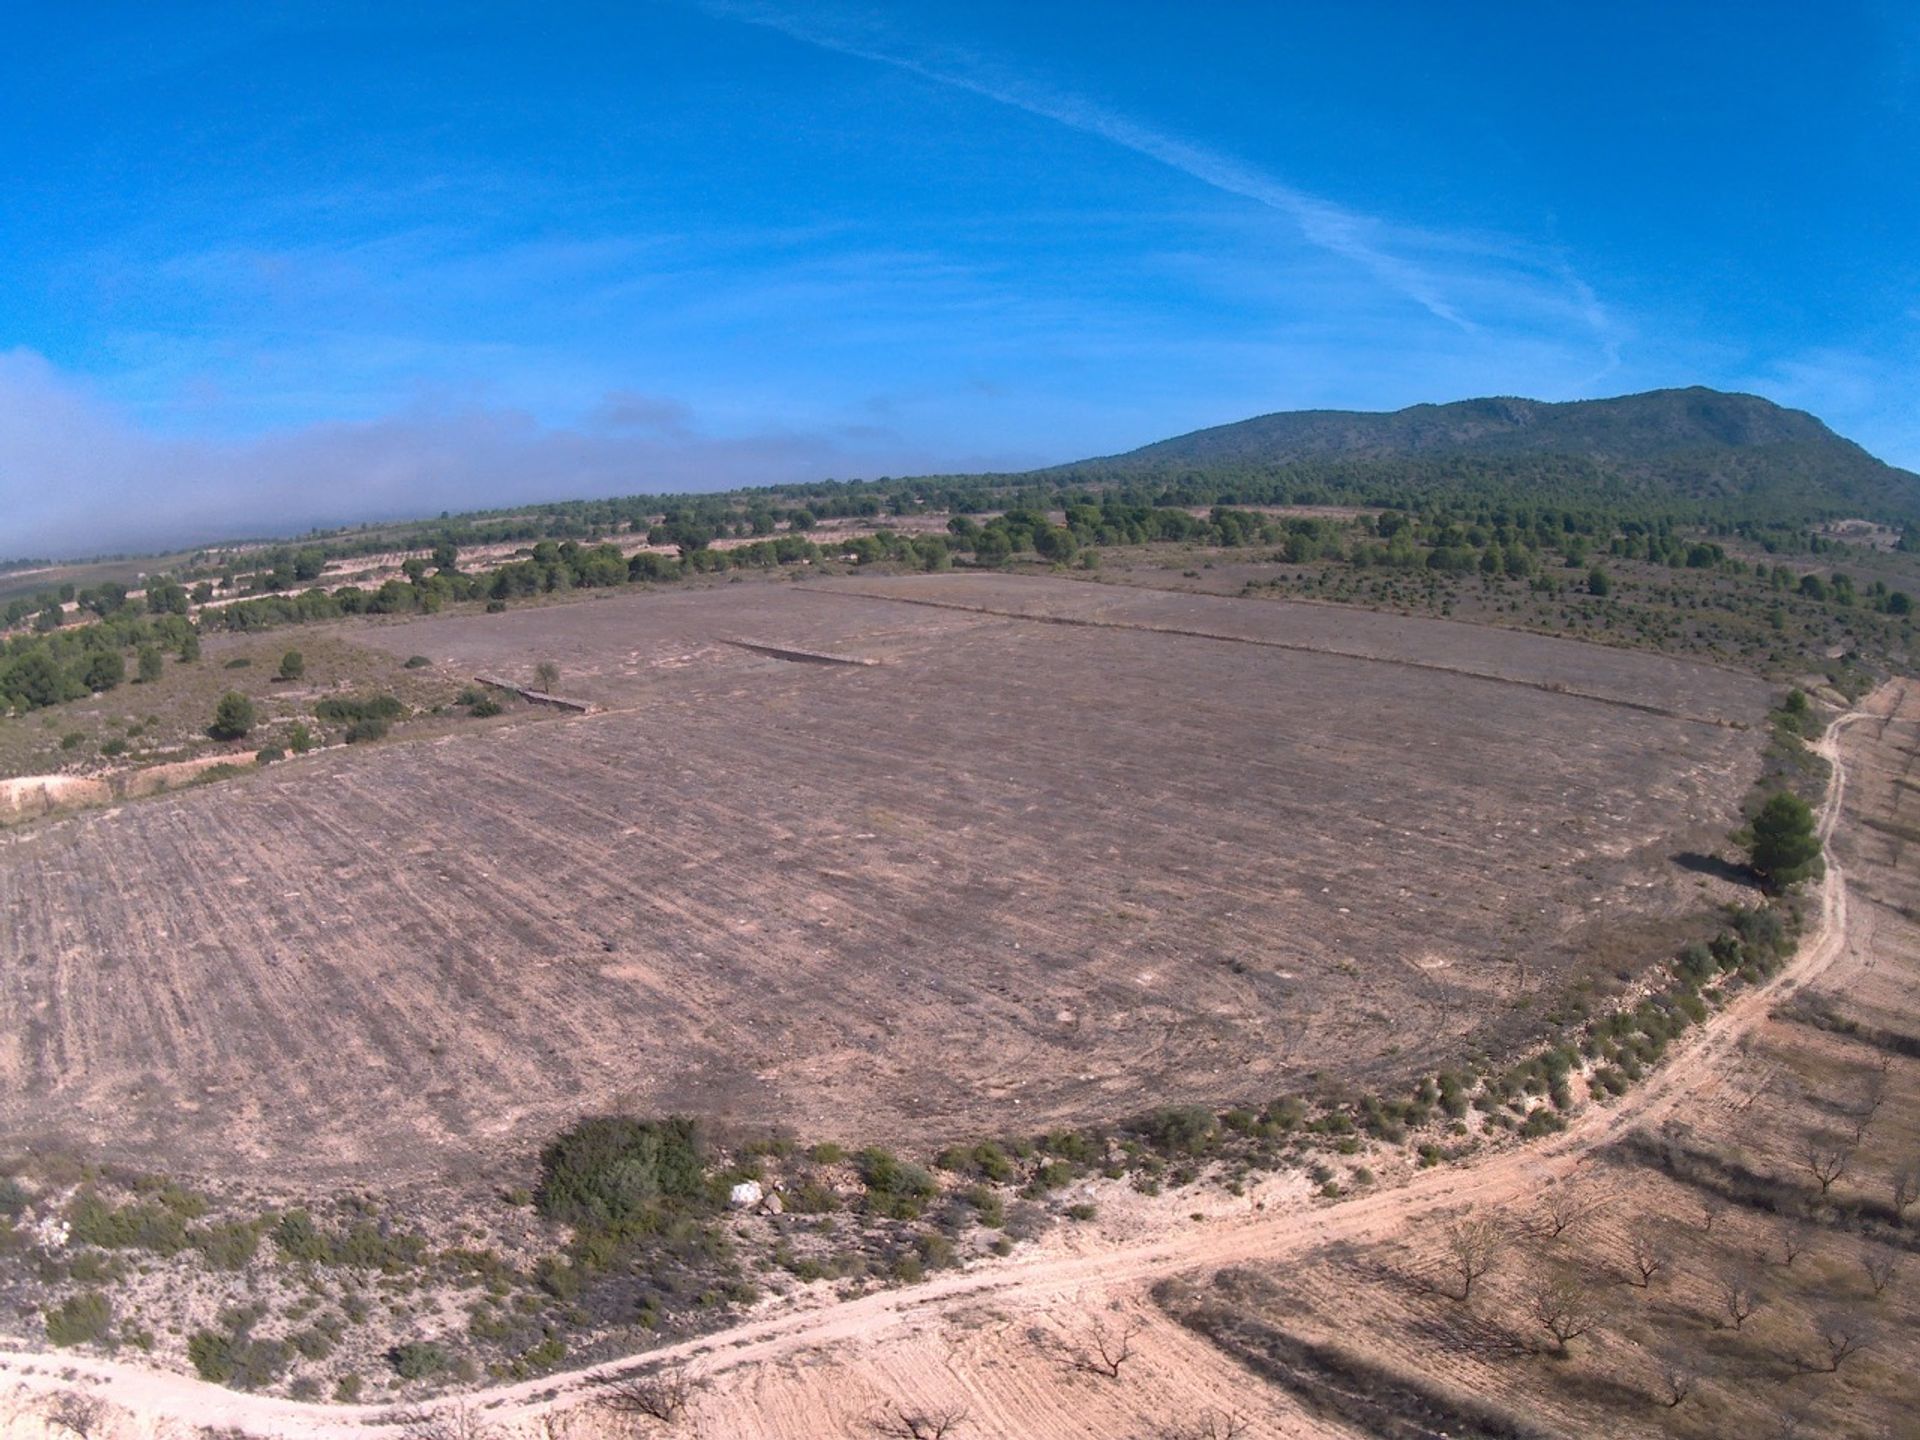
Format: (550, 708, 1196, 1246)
(597, 1367, 706, 1425)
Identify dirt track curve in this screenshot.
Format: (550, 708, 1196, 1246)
(0, 682, 1902, 1439)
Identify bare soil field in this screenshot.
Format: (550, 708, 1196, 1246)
(1154, 682, 1920, 1440)
(0, 686, 1897, 1440)
(1, 576, 1770, 1190)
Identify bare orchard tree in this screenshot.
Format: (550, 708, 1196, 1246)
(1848, 1065, 1890, 1143)
(1068, 1314, 1146, 1379)
(1810, 1311, 1874, 1372)
(1654, 1346, 1700, 1409)
(1152, 1412, 1250, 1440)
(1697, 1194, 1728, 1235)
(1719, 1267, 1765, 1331)
(1532, 1189, 1597, 1241)
(1798, 1131, 1853, 1197)
(1527, 1268, 1608, 1356)
(1860, 1245, 1900, 1298)
(870, 1405, 970, 1439)
(1892, 1160, 1920, 1222)
(1624, 1232, 1669, 1289)
(533, 659, 561, 692)
(1441, 1216, 1508, 1302)
(1777, 1215, 1818, 1268)
(600, 1367, 707, 1425)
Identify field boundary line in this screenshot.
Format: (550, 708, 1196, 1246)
(798, 584, 1744, 729)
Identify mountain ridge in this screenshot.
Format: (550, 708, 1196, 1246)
(1063, 386, 1920, 520)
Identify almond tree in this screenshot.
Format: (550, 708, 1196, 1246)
(1442, 1216, 1507, 1302)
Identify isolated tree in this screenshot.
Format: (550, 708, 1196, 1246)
(1810, 1311, 1873, 1372)
(1848, 1066, 1889, 1143)
(1748, 791, 1821, 891)
(1697, 1194, 1728, 1235)
(1719, 1267, 1764, 1330)
(1067, 1314, 1143, 1379)
(1534, 1190, 1596, 1241)
(1777, 1215, 1817, 1267)
(1892, 1161, 1920, 1221)
(1442, 1216, 1507, 1302)
(1153, 1413, 1248, 1440)
(1527, 1268, 1606, 1356)
(1587, 567, 1611, 597)
(210, 690, 255, 740)
(136, 645, 164, 684)
(533, 660, 561, 692)
(1799, 1132, 1852, 1197)
(1624, 1232, 1668, 1289)
(278, 649, 305, 681)
(1860, 1246, 1899, 1298)
(179, 630, 201, 662)
(1654, 1347, 1699, 1409)
(870, 1405, 969, 1439)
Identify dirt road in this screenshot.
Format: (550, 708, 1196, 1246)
(1, 684, 1900, 1440)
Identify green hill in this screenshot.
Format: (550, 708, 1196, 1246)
(1067, 387, 1920, 521)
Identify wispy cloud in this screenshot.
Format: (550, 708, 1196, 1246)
(700, 0, 1617, 362)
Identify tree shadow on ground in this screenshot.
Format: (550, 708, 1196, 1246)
(1672, 851, 1759, 888)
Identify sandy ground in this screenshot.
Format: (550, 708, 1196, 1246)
(0, 683, 1892, 1440)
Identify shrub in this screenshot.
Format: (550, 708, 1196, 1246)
(469, 696, 502, 718)
(210, 691, 255, 740)
(44, 1291, 111, 1347)
(0, 1178, 30, 1217)
(314, 693, 404, 724)
(856, 1148, 937, 1219)
(60, 731, 85, 751)
(403, 655, 431, 669)
(192, 1220, 261, 1270)
(1135, 1105, 1217, 1155)
(535, 1115, 709, 1232)
(344, 716, 389, 744)
(223, 656, 252, 669)
(277, 650, 305, 681)
(390, 1340, 448, 1380)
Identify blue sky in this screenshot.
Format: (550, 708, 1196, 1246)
(2, 1, 1917, 554)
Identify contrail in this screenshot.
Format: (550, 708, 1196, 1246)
(698, 1, 1510, 331)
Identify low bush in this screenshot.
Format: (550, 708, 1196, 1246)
(535, 1115, 710, 1233)
(314, 693, 404, 724)
(44, 1291, 111, 1347)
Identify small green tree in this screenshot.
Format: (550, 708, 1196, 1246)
(137, 645, 164, 683)
(278, 649, 305, 681)
(534, 660, 561, 692)
(1749, 791, 1821, 891)
(1587, 567, 1611, 597)
(210, 691, 256, 741)
(179, 631, 201, 662)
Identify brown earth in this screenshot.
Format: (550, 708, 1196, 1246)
(0, 682, 1898, 1440)
(0, 576, 1770, 1190)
